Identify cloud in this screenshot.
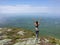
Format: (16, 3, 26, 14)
(0, 5, 48, 14)
(48, 7, 60, 14)
(0, 5, 60, 14)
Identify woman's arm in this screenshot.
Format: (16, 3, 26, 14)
(38, 22, 40, 25)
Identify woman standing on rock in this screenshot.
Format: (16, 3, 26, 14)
(34, 20, 40, 39)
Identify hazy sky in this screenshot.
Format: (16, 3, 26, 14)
(0, 0, 60, 15)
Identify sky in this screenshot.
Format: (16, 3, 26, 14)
(0, 0, 60, 16)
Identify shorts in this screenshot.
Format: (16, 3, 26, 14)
(36, 31, 39, 35)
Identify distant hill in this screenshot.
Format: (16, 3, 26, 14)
(0, 16, 60, 38)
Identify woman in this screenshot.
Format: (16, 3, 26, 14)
(34, 21, 40, 39)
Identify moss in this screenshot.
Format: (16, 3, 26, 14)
(3, 27, 35, 39)
(1, 27, 60, 45)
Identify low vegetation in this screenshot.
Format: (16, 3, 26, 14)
(0, 27, 60, 45)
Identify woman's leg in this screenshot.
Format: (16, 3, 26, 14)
(36, 31, 39, 39)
